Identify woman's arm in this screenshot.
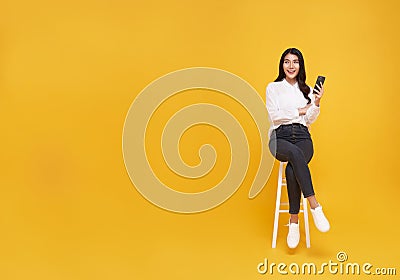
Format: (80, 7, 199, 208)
(305, 103, 320, 124)
(304, 84, 324, 124)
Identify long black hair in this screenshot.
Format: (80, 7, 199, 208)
(274, 48, 311, 104)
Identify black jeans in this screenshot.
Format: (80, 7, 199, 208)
(269, 123, 315, 214)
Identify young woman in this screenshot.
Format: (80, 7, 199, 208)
(266, 48, 330, 249)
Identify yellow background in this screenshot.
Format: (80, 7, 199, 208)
(1, 0, 399, 279)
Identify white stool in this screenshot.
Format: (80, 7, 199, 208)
(272, 161, 311, 248)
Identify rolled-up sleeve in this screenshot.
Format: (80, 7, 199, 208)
(304, 90, 320, 125)
(304, 103, 320, 125)
(266, 84, 299, 125)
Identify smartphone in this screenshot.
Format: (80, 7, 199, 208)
(313, 76, 325, 93)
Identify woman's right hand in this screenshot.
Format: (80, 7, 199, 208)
(298, 104, 312, 115)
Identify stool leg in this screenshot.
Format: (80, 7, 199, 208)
(272, 162, 284, 248)
(302, 195, 311, 248)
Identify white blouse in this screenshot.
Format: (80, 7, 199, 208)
(266, 79, 320, 136)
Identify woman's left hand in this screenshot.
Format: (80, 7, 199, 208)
(313, 82, 324, 106)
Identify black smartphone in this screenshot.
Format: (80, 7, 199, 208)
(313, 76, 325, 93)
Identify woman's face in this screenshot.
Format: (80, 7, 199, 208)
(283, 53, 300, 80)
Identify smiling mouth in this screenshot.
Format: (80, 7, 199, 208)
(287, 70, 296, 74)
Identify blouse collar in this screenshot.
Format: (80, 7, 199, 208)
(283, 78, 299, 88)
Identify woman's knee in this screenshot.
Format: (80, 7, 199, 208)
(287, 148, 305, 162)
(298, 139, 314, 162)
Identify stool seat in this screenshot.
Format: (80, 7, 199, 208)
(272, 161, 310, 248)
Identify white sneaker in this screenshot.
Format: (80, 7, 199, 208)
(311, 205, 330, 232)
(287, 220, 300, 248)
